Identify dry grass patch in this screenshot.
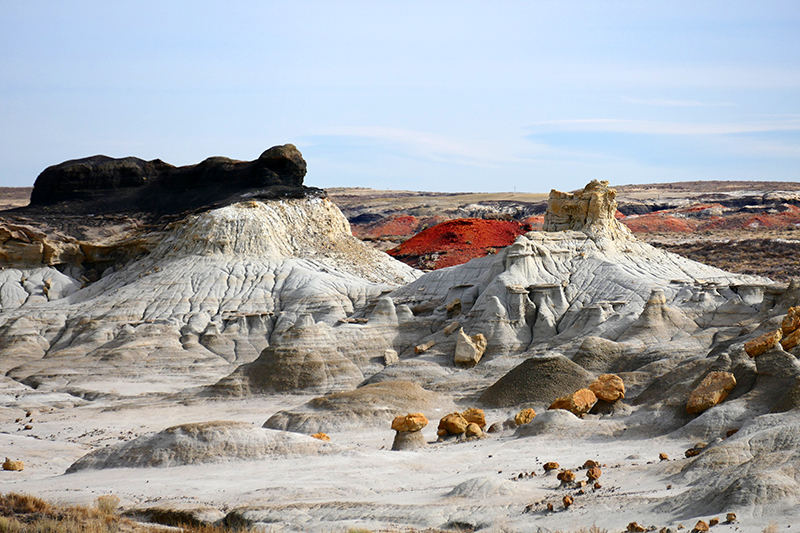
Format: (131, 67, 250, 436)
(0, 493, 255, 533)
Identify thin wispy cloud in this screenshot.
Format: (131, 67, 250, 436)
(530, 119, 800, 136)
(622, 97, 736, 107)
(310, 126, 554, 167)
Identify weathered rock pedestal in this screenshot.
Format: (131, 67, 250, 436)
(392, 430, 427, 451)
(391, 413, 428, 451)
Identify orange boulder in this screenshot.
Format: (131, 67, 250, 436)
(744, 329, 783, 357)
(686, 371, 737, 414)
(514, 408, 536, 426)
(588, 374, 625, 402)
(391, 413, 428, 433)
(548, 388, 597, 417)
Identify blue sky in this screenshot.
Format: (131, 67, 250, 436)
(1, 1, 798, 192)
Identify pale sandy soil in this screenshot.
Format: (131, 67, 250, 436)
(0, 390, 791, 533)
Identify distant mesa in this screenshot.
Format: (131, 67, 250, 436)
(23, 144, 319, 217)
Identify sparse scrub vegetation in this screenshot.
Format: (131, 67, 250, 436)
(0, 493, 256, 533)
(93, 496, 119, 517)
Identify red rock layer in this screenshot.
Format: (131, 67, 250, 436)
(621, 205, 800, 234)
(352, 215, 421, 239)
(387, 218, 532, 270)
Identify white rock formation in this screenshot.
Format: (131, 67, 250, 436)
(66, 421, 335, 471)
(0, 198, 419, 394)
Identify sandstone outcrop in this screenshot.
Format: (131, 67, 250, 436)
(686, 371, 737, 414)
(782, 327, 800, 351)
(548, 389, 598, 417)
(557, 469, 576, 483)
(383, 349, 399, 365)
(454, 328, 487, 367)
(684, 442, 707, 458)
(744, 329, 783, 357)
(415, 340, 435, 354)
(588, 374, 625, 402)
(543, 180, 630, 242)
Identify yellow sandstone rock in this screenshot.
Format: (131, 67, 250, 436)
(391, 413, 428, 433)
(588, 374, 625, 402)
(310, 432, 330, 442)
(465, 423, 482, 438)
(514, 408, 536, 425)
(2, 458, 24, 471)
(781, 327, 800, 351)
(782, 307, 800, 336)
(744, 329, 782, 357)
(686, 371, 737, 414)
(548, 388, 597, 416)
(543, 180, 631, 241)
(438, 412, 468, 436)
(461, 408, 486, 429)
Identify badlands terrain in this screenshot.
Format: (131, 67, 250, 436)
(1, 147, 800, 532)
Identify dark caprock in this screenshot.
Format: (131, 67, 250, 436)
(24, 144, 321, 218)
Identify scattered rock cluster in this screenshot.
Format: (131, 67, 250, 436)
(548, 374, 625, 416)
(437, 408, 486, 439)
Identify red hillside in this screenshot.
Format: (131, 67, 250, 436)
(387, 218, 532, 270)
